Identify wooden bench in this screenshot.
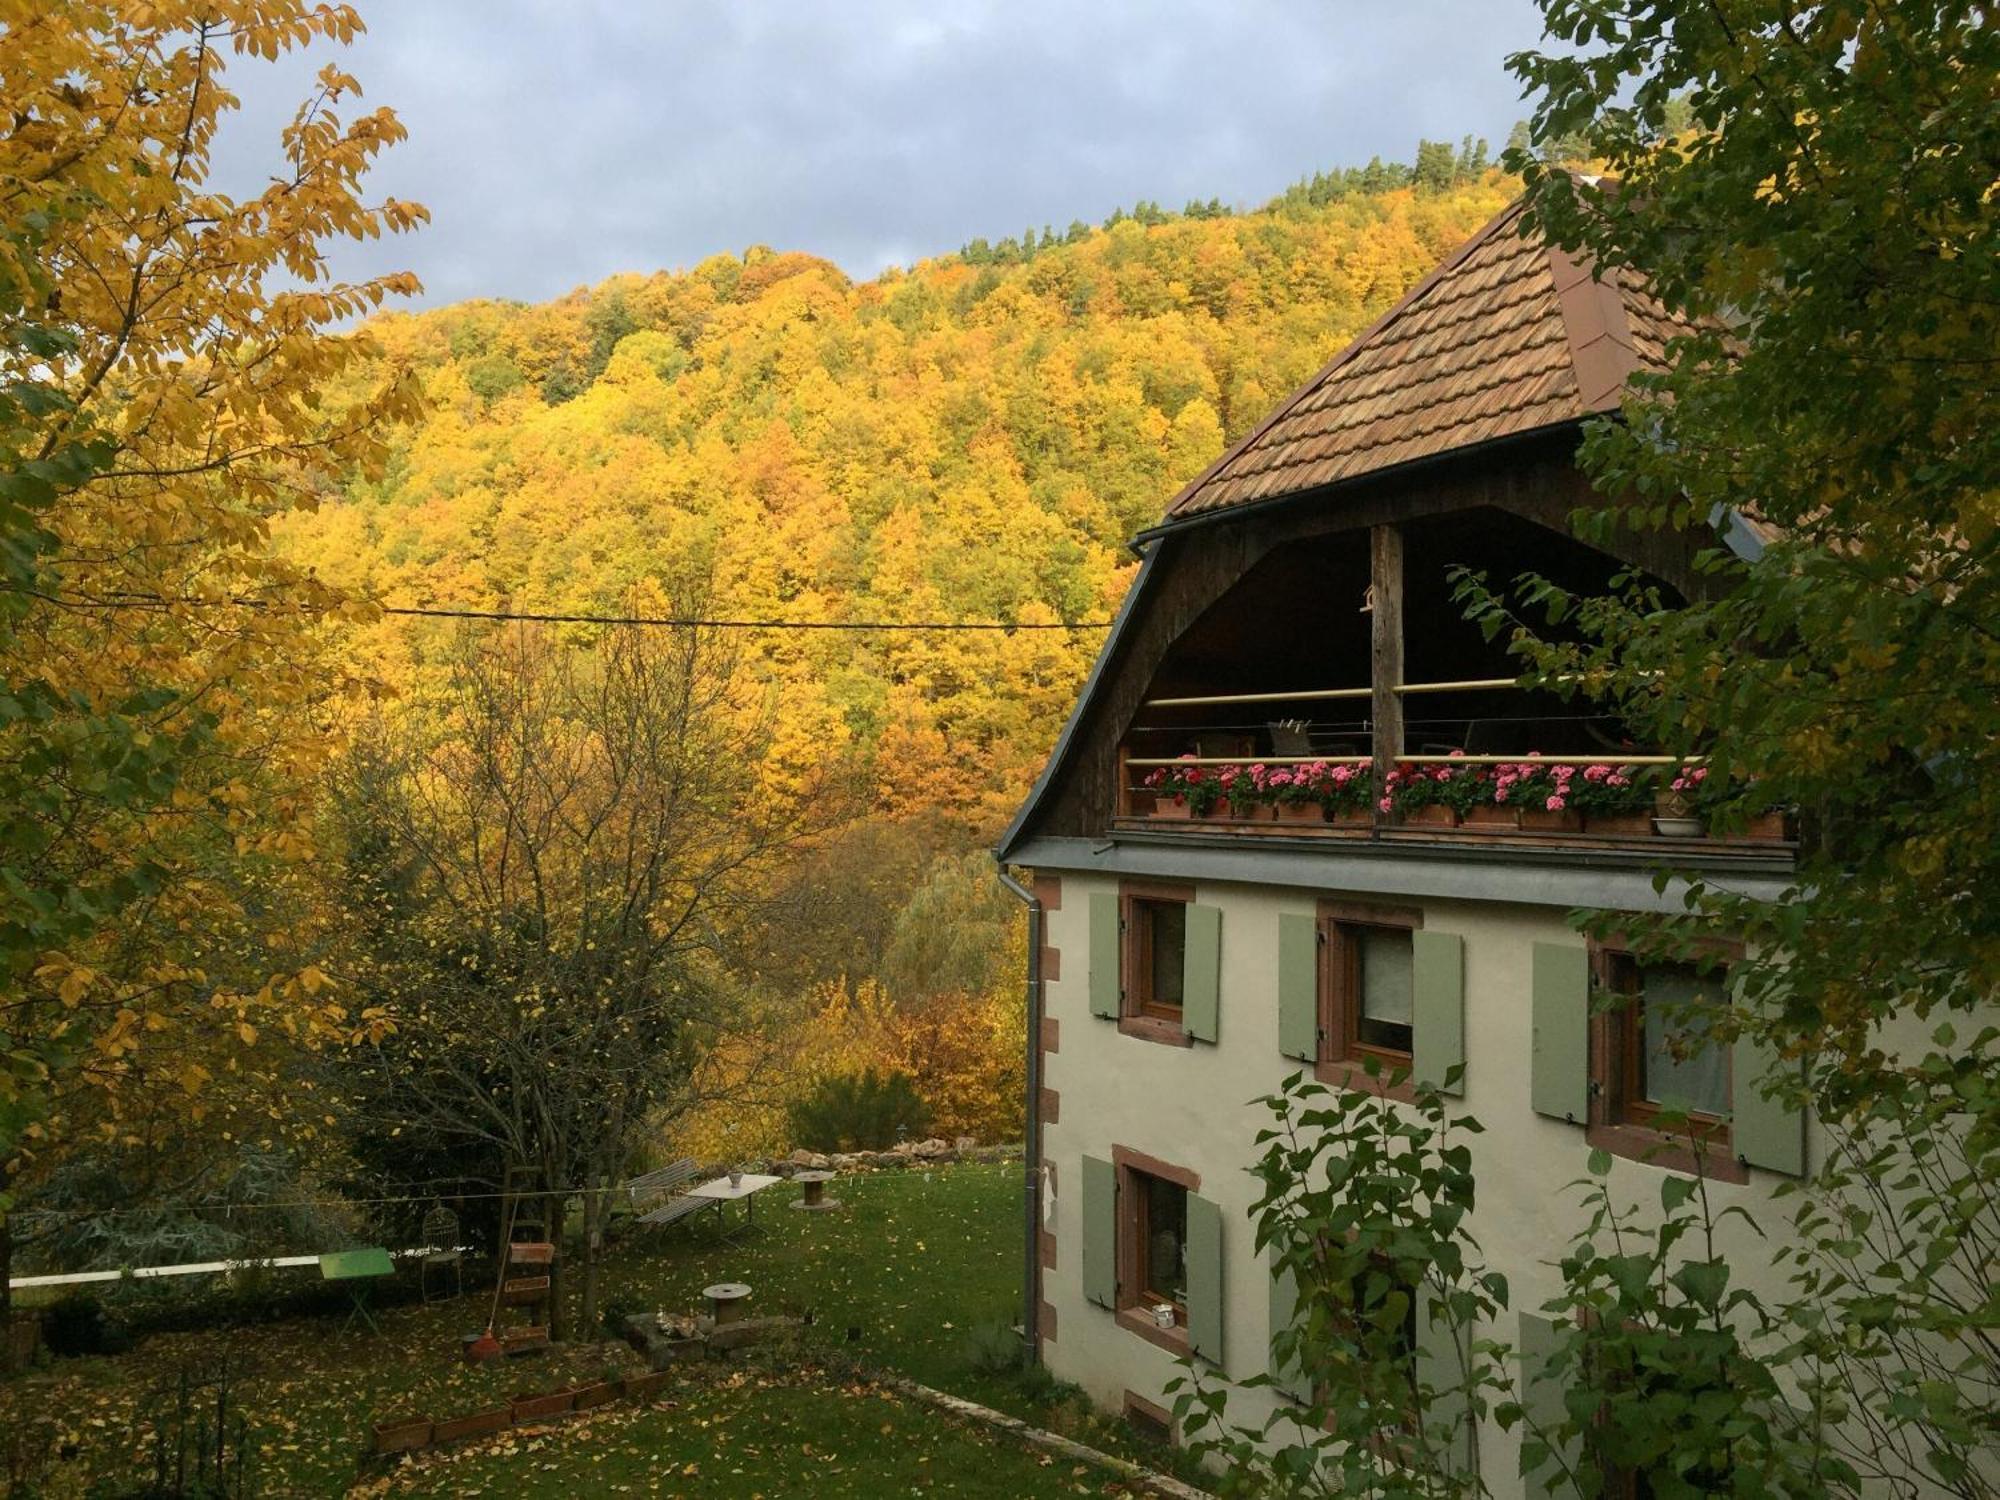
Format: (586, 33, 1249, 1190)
(623, 1159, 709, 1229)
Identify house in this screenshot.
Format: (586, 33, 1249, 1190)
(995, 197, 1807, 1490)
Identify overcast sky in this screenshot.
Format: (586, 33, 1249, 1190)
(213, 1, 1551, 310)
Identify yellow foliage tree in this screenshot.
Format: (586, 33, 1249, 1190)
(0, 0, 423, 1246)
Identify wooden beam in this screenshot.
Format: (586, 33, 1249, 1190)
(1370, 524, 1404, 818)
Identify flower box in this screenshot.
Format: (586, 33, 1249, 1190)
(569, 1380, 620, 1411)
(1402, 805, 1458, 828)
(1216, 797, 1264, 822)
(620, 1369, 674, 1401)
(1274, 801, 1325, 826)
(511, 1389, 576, 1423)
(372, 1417, 434, 1455)
(1519, 807, 1584, 833)
(1584, 811, 1654, 838)
(433, 1406, 512, 1445)
(1150, 795, 1192, 821)
(1462, 804, 1519, 830)
(1327, 808, 1372, 829)
(1740, 811, 1789, 841)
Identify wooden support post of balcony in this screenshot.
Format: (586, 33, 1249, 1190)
(1370, 524, 1404, 826)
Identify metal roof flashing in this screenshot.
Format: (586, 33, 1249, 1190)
(1003, 833, 1798, 916)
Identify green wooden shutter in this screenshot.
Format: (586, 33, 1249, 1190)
(1518, 1312, 1579, 1499)
(1267, 1257, 1312, 1402)
(1530, 942, 1590, 1123)
(1733, 1029, 1805, 1176)
(1183, 904, 1222, 1043)
(1277, 912, 1319, 1062)
(1411, 931, 1465, 1095)
(1416, 1287, 1475, 1479)
(1081, 1155, 1117, 1308)
(1186, 1192, 1224, 1366)
(1087, 893, 1120, 1020)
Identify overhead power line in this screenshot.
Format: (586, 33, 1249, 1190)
(54, 590, 1114, 632)
(376, 603, 1112, 631)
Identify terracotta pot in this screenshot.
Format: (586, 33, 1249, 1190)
(1215, 797, 1265, 822)
(1275, 801, 1326, 825)
(1584, 811, 1655, 838)
(1463, 804, 1520, 829)
(1150, 795, 1192, 821)
(1519, 807, 1584, 833)
(1402, 804, 1458, 828)
(1327, 807, 1372, 828)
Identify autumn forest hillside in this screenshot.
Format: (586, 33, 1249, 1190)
(282, 169, 1516, 838)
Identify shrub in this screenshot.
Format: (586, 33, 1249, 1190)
(785, 1068, 929, 1152)
(42, 1293, 131, 1358)
(958, 1318, 1025, 1375)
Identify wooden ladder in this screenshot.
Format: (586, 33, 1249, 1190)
(496, 1162, 555, 1354)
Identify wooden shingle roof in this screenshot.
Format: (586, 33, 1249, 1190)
(1161, 198, 1694, 523)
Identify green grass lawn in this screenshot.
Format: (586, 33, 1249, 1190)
(375, 1370, 1126, 1498)
(0, 1163, 1193, 1497)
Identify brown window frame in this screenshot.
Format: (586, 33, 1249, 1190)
(1119, 879, 1195, 1047)
(1111, 1145, 1199, 1355)
(1587, 935, 1747, 1183)
(1316, 899, 1422, 1101)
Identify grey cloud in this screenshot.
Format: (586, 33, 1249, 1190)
(209, 0, 1547, 308)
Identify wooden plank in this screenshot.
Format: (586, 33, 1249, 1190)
(1370, 523, 1403, 819)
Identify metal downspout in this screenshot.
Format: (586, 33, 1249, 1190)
(995, 863, 1043, 1366)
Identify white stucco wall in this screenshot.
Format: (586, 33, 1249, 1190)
(1037, 871, 1811, 1496)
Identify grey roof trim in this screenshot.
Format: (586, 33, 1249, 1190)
(1005, 834, 1799, 916)
(995, 541, 1163, 863)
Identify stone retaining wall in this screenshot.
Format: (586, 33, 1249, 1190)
(703, 1139, 1022, 1176)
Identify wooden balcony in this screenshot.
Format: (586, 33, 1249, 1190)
(1112, 782, 1793, 858)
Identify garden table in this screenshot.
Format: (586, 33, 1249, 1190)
(320, 1246, 396, 1334)
(790, 1170, 840, 1212)
(686, 1173, 779, 1239)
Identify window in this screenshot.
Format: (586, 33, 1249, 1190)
(1318, 901, 1422, 1097)
(1109, 1147, 1202, 1354)
(1137, 1174, 1188, 1316)
(1588, 941, 1744, 1180)
(1131, 899, 1186, 1020)
(1118, 880, 1196, 1045)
